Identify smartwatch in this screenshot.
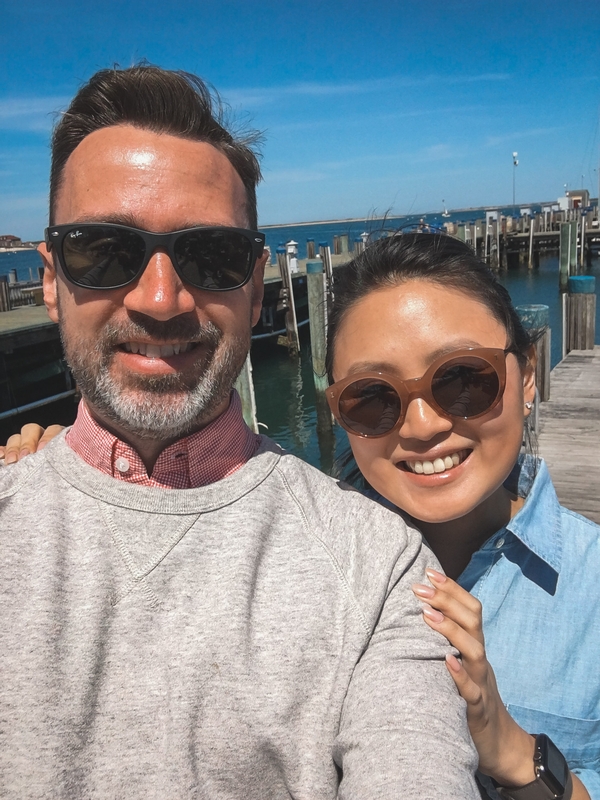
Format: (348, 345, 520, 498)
(496, 734, 572, 800)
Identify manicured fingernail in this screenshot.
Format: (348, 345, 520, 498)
(412, 583, 435, 599)
(422, 604, 444, 623)
(5, 452, 17, 464)
(446, 653, 461, 672)
(38, 441, 48, 450)
(426, 568, 447, 584)
(19, 449, 31, 458)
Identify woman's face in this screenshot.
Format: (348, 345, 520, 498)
(331, 279, 535, 524)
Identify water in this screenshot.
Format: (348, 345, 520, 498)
(2, 239, 599, 472)
(0, 249, 44, 282)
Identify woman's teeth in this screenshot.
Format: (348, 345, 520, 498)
(122, 342, 194, 357)
(405, 452, 465, 475)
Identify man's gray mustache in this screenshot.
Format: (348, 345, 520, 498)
(100, 314, 222, 348)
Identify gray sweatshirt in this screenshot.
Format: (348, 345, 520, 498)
(0, 434, 478, 799)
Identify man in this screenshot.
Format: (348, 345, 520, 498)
(0, 66, 478, 799)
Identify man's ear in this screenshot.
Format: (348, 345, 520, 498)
(523, 344, 537, 413)
(38, 243, 59, 323)
(250, 250, 267, 328)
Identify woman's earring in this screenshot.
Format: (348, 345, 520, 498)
(525, 401, 533, 410)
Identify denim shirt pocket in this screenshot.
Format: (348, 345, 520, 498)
(507, 703, 600, 770)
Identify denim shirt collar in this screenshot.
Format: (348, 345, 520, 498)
(502, 455, 563, 575)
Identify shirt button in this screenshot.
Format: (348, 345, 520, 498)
(115, 457, 130, 473)
(495, 537, 505, 549)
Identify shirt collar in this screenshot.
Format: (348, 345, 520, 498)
(503, 455, 563, 574)
(65, 390, 260, 489)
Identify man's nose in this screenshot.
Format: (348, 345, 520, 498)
(397, 396, 454, 441)
(122, 250, 197, 320)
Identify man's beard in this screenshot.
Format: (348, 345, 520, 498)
(59, 312, 250, 440)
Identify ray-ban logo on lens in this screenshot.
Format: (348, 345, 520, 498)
(69, 231, 83, 238)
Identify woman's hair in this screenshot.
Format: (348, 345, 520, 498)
(326, 232, 538, 486)
(326, 232, 534, 380)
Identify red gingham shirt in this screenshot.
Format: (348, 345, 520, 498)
(65, 391, 260, 489)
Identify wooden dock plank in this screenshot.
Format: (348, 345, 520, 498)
(538, 347, 600, 524)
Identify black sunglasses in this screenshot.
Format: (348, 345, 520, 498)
(45, 223, 265, 292)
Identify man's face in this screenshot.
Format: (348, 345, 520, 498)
(39, 125, 266, 440)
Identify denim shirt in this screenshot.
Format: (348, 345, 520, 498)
(458, 457, 600, 799)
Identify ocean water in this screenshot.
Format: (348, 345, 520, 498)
(1, 231, 598, 470)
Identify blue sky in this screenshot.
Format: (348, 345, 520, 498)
(1, 0, 599, 239)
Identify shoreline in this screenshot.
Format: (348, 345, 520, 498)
(0, 246, 38, 253)
(258, 199, 571, 230)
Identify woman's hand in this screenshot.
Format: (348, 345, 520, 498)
(412, 568, 537, 786)
(413, 568, 589, 798)
(0, 424, 64, 464)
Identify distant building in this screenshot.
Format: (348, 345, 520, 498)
(557, 190, 590, 211)
(0, 234, 22, 248)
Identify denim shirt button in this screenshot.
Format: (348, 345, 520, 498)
(495, 537, 505, 549)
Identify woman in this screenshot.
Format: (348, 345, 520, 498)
(325, 234, 599, 800)
(4, 234, 599, 797)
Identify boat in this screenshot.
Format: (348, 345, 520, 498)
(442, 201, 450, 218)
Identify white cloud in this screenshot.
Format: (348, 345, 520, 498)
(224, 73, 511, 108)
(484, 126, 563, 147)
(0, 96, 69, 131)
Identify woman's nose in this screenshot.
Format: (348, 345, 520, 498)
(397, 396, 453, 441)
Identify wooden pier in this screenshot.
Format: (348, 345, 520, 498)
(538, 347, 600, 524)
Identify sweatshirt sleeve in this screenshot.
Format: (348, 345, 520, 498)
(332, 530, 480, 800)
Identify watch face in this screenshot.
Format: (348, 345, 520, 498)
(537, 734, 568, 795)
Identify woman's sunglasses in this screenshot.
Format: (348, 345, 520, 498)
(45, 223, 266, 292)
(327, 348, 513, 438)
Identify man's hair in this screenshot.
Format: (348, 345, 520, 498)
(49, 65, 263, 229)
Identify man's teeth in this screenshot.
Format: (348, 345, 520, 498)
(122, 342, 193, 357)
(408, 452, 462, 475)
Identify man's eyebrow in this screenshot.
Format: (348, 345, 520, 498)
(66, 214, 229, 230)
(68, 212, 141, 227)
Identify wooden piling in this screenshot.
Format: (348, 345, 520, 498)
(306, 239, 315, 259)
(559, 222, 570, 291)
(319, 242, 334, 310)
(306, 259, 328, 396)
(516, 304, 551, 402)
(306, 259, 334, 463)
(579, 216, 586, 270)
(527, 216, 535, 269)
(234, 354, 259, 433)
(569, 220, 578, 275)
(489, 220, 499, 270)
(276, 246, 300, 356)
(0, 277, 9, 313)
(565, 276, 596, 353)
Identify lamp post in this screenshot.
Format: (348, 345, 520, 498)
(512, 152, 519, 213)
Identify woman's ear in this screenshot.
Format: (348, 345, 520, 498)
(523, 344, 537, 415)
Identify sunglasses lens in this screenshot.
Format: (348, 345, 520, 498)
(61, 226, 145, 288)
(174, 229, 254, 290)
(432, 357, 500, 418)
(338, 378, 402, 436)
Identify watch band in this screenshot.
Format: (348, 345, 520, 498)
(497, 770, 572, 800)
(495, 734, 572, 800)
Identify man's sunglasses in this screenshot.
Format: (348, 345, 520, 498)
(327, 348, 514, 438)
(45, 223, 266, 292)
